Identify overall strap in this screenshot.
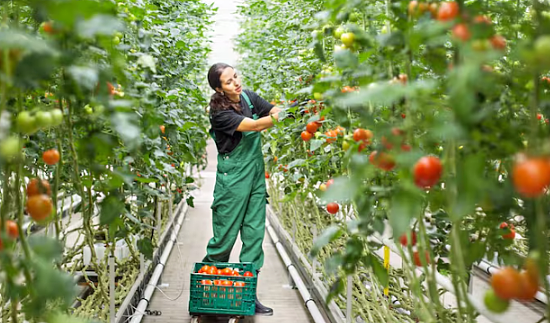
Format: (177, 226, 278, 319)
(242, 91, 254, 110)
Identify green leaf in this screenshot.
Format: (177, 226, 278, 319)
(389, 184, 423, 239)
(187, 196, 195, 208)
(26, 260, 77, 315)
(310, 139, 324, 152)
(327, 278, 344, 303)
(77, 15, 124, 38)
(137, 238, 154, 260)
(321, 176, 357, 202)
(0, 30, 57, 54)
(67, 66, 99, 91)
(368, 253, 389, 287)
(99, 195, 125, 225)
(110, 112, 141, 150)
(310, 225, 343, 257)
(288, 158, 306, 168)
(452, 154, 486, 221)
(337, 80, 437, 108)
(27, 236, 64, 263)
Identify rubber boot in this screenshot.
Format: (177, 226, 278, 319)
(255, 271, 274, 316)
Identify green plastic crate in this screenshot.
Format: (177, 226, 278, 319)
(189, 262, 257, 316)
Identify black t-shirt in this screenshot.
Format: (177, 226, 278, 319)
(210, 89, 274, 154)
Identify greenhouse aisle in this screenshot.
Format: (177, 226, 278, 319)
(142, 1, 314, 322)
(141, 139, 314, 323)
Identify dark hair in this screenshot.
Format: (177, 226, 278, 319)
(207, 63, 241, 114)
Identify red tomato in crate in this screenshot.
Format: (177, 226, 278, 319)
(199, 265, 210, 273)
(222, 268, 234, 276)
(243, 271, 254, 277)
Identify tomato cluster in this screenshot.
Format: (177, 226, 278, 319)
(26, 178, 53, 222)
(16, 109, 63, 135)
(486, 253, 540, 312)
(197, 265, 253, 287)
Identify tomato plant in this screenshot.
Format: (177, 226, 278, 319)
(237, 0, 550, 320)
(0, 0, 213, 321)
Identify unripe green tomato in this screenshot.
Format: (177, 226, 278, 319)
(334, 27, 345, 39)
(35, 111, 53, 129)
(16, 111, 37, 134)
(0, 136, 21, 160)
(50, 109, 63, 126)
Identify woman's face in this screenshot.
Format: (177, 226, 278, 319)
(217, 67, 242, 97)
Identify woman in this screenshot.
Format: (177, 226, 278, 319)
(202, 63, 281, 316)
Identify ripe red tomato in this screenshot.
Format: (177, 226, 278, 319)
(326, 179, 334, 188)
(452, 24, 470, 41)
(234, 282, 246, 287)
(353, 128, 373, 143)
(490, 35, 506, 50)
(217, 269, 224, 275)
(107, 82, 116, 95)
(207, 266, 218, 275)
(499, 222, 516, 240)
(325, 130, 337, 143)
(213, 280, 222, 286)
(369, 151, 396, 171)
(306, 122, 319, 133)
(473, 15, 492, 25)
(491, 267, 522, 300)
(517, 271, 539, 301)
(222, 268, 234, 276)
(326, 202, 339, 214)
(401, 113, 406, 119)
(401, 144, 412, 152)
(42, 21, 56, 34)
(399, 231, 417, 246)
(202, 280, 212, 285)
(512, 157, 550, 198)
(437, 2, 459, 21)
(221, 280, 233, 286)
(413, 156, 443, 189)
(43, 148, 60, 166)
(301, 131, 313, 141)
(265, 171, 270, 179)
(243, 271, 254, 277)
(314, 115, 325, 127)
(26, 194, 53, 221)
(26, 178, 51, 197)
(413, 250, 430, 266)
(5, 220, 19, 239)
(199, 265, 211, 273)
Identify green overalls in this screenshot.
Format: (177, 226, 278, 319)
(203, 93, 266, 270)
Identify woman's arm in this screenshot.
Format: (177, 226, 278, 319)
(236, 113, 280, 132)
